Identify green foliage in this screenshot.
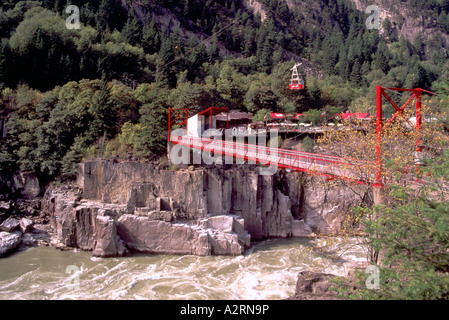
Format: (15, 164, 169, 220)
(105, 122, 146, 159)
(301, 136, 314, 153)
(1, 0, 449, 185)
(252, 108, 272, 122)
(303, 108, 323, 126)
(335, 150, 449, 300)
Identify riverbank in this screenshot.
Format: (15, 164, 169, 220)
(0, 161, 372, 299)
(0, 236, 367, 300)
(0, 209, 54, 258)
(0, 204, 370, 300)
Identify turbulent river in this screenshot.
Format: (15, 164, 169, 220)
(0, 237, 367, 300)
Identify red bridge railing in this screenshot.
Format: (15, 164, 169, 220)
(171, 135, 376, 185)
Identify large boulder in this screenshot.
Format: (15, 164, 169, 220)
(207, 232, 243, 256)
(0, 201, 11, 213)
(117, 214, 248, 256)
(302, 177, 369, 234)
(12, 172, 41, 200)
(117, 214, 211, 256)
(291, 220, 313, 237)
(21, 224, 52, 247)
(289, 271, 339, 300)
(0, 217, 20, 232)
(198, 215, 251, 254)
(92, 215, 127, 258)
(19, 217, 33, 233)
(0, 231, 22, 257)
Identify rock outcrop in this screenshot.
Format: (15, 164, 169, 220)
(0, 171, 41, 201)
(0, 207, 52, 257)
(288, 271, 340, 300)
(78, 161, 322, 239)
(39, 160, 367, 257)
(0, 217, 20, 232)
(0, 231, 22, 257)
(42, 185, 128, 256)
(19, 217, 33, 233)
(302, 177, 370, 234)
(92, 215, 127, 258)
(117, 214, 247, 256)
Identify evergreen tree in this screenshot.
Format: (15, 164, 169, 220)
(122, 16, 141, 46)
(142, 17, 161, 54)
(260, 36, 274, 73)
(242, 24, 255, 56)
(207, 36, 220, 63)
(336, 150, 449, 300)
(97, 0, 127, 32)
(321, 25, 344, 76)
(413, 33, 426, 61)
(373, 41, 392, 74)
(336, 45, 350, 81)
(350, 60, 362, 85)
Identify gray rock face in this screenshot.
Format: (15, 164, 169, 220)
(291, 220, 313, 237)
(117, 214, 211, 256)
(0, 218, 20, 232)
(266, 190, 294, 238)
(19, 218, 33, 233)
(80, 161, 207, 219)
(77, 161, 307, 239)
(302, 177, 369, 234)
(42, 186, 78, 247)
(42, 186, 127, 252)
(41, 160, 368, 257)
(92, 216, 127, 258)
(117, 214, 247, 256)
(12, 172, 41, 200)
(291, 271, 339, 300)
(0, 231, 22, 257)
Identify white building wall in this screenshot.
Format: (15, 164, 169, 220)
(187, 114, 205, 137)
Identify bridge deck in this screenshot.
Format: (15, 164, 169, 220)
(171, 135, 376, 185)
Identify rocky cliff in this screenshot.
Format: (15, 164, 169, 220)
(349, 0, 449, 43)
(39, 160, 369, 258)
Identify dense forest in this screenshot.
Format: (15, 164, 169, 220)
(0, 0, 449, 184)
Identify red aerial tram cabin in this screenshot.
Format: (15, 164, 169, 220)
(289, 62, 305, 90)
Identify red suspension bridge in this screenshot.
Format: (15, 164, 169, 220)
(169, 86, 433, 186)
(170, 134, 374, 184)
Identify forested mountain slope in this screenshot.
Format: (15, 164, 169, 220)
(0, 0, 448, 183)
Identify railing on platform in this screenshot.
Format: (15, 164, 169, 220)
(170, 135, 376, 185)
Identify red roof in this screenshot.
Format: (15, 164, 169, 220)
(338, 113, 371, 120)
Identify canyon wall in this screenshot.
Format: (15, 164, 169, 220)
(40, 160, 369, 257)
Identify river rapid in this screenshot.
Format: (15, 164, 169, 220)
(0, 237, 367, 300)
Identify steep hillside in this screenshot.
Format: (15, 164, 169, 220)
(349, 0, 449, 42)
(0, 0, 448, 181)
